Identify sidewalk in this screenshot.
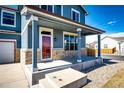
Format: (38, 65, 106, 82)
(0, 63, 29, 88)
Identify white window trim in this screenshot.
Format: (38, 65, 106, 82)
(39, 5, 54, 13)
(1, 9, 16, 27)
(61, 5, 63, 16)
(71, 8, 80, 22)
(39, 27, 53, 61)
(63, 31, 77, 50)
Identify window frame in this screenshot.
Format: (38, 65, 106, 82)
(71, 8, 80, 22)
(104, 44, 108, 48)
(1, 9, 16, 27)
(40, 5, 54, 13)
(63, 31, 78, 51)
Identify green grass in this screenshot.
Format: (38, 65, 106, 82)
(103, 69, 124, 88)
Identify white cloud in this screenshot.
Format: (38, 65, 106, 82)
(107, 21, 117, 25)
(109, 32, 124, 37)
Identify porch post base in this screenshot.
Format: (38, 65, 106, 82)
(32, 67, 38, 72)
(77, 60, 82, 63)
(97, 57, 102, 64)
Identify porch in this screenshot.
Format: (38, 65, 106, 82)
(21, 6, 105, 87)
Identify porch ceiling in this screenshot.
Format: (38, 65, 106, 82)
(22, 5, 105, 36)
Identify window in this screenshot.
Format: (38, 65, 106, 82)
(40, 5, 54, 13)
(64, 32, 78, 51)
(1, 10, 16, 27)
(104, 44, 108, 48)
(71, 8, 80, 22)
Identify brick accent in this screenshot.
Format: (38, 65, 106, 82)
(15, 48, 20, 63)
(20, 48, 87, 64)
(52, 48, 87, 60)
(21, 49, 41, 64)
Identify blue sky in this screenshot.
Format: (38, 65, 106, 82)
(85, 5, 124, 34)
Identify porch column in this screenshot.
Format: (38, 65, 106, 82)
(97, 34, 101, 59)
(32, 15, 38, 72)
(77, 28, 82, 62)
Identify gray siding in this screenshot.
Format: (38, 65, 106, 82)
(28, 26, 39, 49)
(53, 29, 63, 48)
(81, 35, 86, 48)
(54, 5, 61, 16)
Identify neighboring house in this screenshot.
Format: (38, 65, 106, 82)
(89, 36, 124, 54)
(0, 5, 22, 63)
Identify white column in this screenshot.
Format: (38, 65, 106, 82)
(77, 28, 82, 62)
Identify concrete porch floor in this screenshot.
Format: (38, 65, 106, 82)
(26, 60, 72, 71)
(0, 63, 29, 88)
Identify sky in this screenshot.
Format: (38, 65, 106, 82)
(85, 5, 124, 34)
(85, 5, 124, 43)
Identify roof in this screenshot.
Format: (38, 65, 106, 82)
(111, 37, 124, 42)
(80, 6, 88, 15)
(23, 5, 105, 34)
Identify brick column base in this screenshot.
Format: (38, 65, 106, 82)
(21, 49, 41, 64)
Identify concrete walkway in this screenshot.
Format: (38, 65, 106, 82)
(83, 60, 124, 88)
(0, 63, 29, 88)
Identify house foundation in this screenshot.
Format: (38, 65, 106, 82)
(21, 49, 41, 64)
(52, 48, 87, 60)
(15, 48, 20, 63)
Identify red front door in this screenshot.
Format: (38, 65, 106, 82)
(42, 35, 51, 59)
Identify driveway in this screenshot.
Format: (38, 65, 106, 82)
(0, 63, 29, 88)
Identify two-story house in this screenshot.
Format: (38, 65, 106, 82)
(0, 5, 105, 64)
(20, 5, 105, 70)
(0, 5, 105, 86)
(0, 5, 21, 63)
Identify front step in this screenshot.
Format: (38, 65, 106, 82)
(39, 68, 87, 88)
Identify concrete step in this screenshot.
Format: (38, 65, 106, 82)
(39, 68, 87, 88)
(39, 78, 55, 88)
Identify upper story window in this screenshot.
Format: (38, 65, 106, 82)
(1, 9, 16, 27)
(71, 8, 80, 22)
(40, 5, 54, 13)
(64, 32, 78, 51)
(104, 44, 108, 48)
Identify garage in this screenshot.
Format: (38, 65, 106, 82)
(0, 40, 15, 64)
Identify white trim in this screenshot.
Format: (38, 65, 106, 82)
(77, 60, 82, 62)
(77, 28, 82, 32)
(53, 48, 64, 50)
(1, 9, 16, 27)
(71, 8, 80, 22)
(61, 5, 63, 16)
(52, 5, 54, 13)
(63, 31, 77, 36)
(39, 27, 53, 61)
(21, 17, 31, 35)
(0, 31, 20, 35)
(31, 15, 38, 21)
(63, 31, 77, 50)
(0, 39, 16, 42)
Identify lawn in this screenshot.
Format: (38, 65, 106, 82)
(103, 69, 124, 88)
